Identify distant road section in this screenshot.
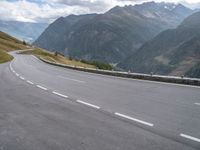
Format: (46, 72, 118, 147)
(0, 52, 199, 150)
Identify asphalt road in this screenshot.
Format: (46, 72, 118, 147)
(0, 52, 200, 149)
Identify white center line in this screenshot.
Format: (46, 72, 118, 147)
(52, 91, 68, 98)
(36, 85, 48, 91)
(115, 112, 154, 127)
(16, 73, 19, 76)
(58, 76, 86, 83)
(194, 103, 200, 106)
(76, 100, 100, 109)
(27, 80, 34, 85)
(20, 76, 25, 80)
(180, 134, 200, 143)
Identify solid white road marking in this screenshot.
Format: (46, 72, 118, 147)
(115, 112, 154, 127)
(20, 76, 25, 80)
(36, 85, 48, 91)
(9, 63, 13, 70)
(27, 80, 34, 85)
(180, 134, 200, 143)
(52, 91, 68, 98)
(58, 76, 86, 83)
(76, 100, 100, 109)
(195, 103, 200, 106)
(32, 55, 39, 60)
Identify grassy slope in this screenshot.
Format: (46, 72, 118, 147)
(0, 31, 98, 69)
(21, 49, 96, 69)
(0, 31, 28, 63)
(0, 50, 13, 63)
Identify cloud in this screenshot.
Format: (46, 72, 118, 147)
(0, 0, 90, 23)
(0, 0, 200, 23)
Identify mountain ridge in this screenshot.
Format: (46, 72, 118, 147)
(34, 2, 194, 63)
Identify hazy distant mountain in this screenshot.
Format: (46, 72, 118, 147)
(118, 11, 200, 78)
(0, 20, 48, 43)
(34, 2, 194, 63)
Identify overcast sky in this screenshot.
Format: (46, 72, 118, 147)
(0, 0, 200, 23)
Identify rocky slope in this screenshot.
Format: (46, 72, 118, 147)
(118, 11, 200, 78)
(34, 2, 194, 63)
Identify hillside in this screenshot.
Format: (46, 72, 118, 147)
(0, 31, 28, 63)
(20, 49, 96, 69)
(118, 11, 200, 78)
(34, 2, 194, 64)
(0, 31, 99, 69)
(34, 14, 97, 55)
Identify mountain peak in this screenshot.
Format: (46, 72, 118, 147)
(172, 3, 193, 17)
(107, 6, 122, 14)
(173, 3, 191, 11)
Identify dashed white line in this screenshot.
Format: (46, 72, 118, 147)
(58, 76, 86, 83)
(19, 76, 25, 80)
(27, 80, 34, 85)
(180, 134, 200, 143)
(76, 100, 100, 109)
(195, 103, 200, 106)
(52, 91, 68, 98)
(16, 73, 19, 76)
(36, 85, 48, 91)
(114, 112, 154, 127)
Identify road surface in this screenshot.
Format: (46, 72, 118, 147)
(0, 52, 200, 149)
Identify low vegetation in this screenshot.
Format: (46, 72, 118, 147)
(0, 31, 29, 63)
(80, 59, 114, 70)
(20, 49, 97, 69)
(186, 63, 200, 78)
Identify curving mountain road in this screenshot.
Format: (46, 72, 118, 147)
(0, 52, 200, 150)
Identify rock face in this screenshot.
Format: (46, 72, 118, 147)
(0, 20, 48, 43)
(118, 11, 200, 78)
(34, 2, 194, 63)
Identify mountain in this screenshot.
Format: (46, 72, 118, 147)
(34, 2, 194, 63)
(34, 14, 97, 56)
(0, 20, 48, 43)
(118, 11, 200, 78)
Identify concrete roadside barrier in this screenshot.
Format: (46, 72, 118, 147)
(38, 56, 200, 86)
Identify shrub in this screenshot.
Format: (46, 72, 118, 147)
(80, 59, 114, 70)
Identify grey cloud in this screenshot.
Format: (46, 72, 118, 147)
(47, 0, 112, 12)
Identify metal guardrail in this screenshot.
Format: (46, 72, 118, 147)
(38, 56, 200, 86)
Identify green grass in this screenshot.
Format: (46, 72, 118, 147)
(20, 48, 96, 69)
(0, 50, 13, 64)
